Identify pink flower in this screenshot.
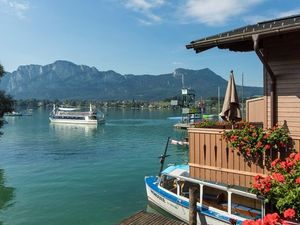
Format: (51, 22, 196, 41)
(283, 208, 296, 219)
(272, 173, 285, 183)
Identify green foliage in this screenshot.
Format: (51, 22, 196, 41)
(251, 152, 300, 220)
(0, 64, 4, 78)
(195, 120, 219, 128)
(0, 63, 14, 136)
(0, 91, 14, 117)
(223, 124, 290, 158)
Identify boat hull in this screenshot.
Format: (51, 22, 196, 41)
(49, 117, 101, 125)
(145, 176, 242, 225)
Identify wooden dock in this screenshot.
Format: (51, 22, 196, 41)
(118, 211, 187, 225)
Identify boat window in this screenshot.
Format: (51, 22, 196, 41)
(202, 186, 228, 212)
(159, 175, 177, 194)
(231, 194, 262, 220)
(178, 181, 199, 200)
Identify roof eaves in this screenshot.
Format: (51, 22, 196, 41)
(187, 15, 300, 53)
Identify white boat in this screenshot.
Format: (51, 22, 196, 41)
(49, 104, 105, 125)
(170, 139, 189, 146)
(174, 112, 202, 129)
(145, 164, 265, 225)
(4, 111, 22, 116)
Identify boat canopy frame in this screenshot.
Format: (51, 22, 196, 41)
(158, 170, 266, 219)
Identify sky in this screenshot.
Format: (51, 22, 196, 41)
(0, 0, 299, 87)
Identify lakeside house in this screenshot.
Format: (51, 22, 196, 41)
(186, 14, 300, 189)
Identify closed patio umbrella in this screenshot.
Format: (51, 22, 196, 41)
(220, 70, 241, 123)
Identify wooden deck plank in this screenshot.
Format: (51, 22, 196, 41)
(118, 211, 187, 225)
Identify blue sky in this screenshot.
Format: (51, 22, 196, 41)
(0, 0, 299, 87)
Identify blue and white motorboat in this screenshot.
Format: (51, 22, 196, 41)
(145, 164, 265, 225)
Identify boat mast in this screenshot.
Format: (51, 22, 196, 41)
(158, 137, 170, 176)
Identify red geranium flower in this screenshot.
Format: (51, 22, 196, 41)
(273, 173, 285, 183)
(271, 158, 280, 167)
(280, 161, 287, 170)
(289, 152, 296, 159)
(264, 144, 271, 150)
(295, 152, 300, 161)
(231, 135, 238, 142)
(283, 208, 296, 219)
(296, 177, 300, 184)
(264, 213, 280, 225)
(242, 220, 257, 225)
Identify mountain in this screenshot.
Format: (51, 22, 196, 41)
(0, 60, 262, 100)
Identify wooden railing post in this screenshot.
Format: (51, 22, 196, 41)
(189, 185, 198, 225)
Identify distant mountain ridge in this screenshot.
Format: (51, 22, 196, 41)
(0, 60, 262, 100)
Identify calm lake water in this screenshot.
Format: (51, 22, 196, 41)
(0, 109, 188, 225)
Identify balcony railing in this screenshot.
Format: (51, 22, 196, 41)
(188, 128, 300, 188)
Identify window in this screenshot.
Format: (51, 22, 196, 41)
(231, 194, 262, 220)
(202, 186, 228, 212)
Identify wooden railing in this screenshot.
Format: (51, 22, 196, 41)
(188, 128, 300, 188)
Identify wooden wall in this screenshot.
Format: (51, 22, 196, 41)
(189, 128, 300, 188)
(246, 97, 267, 126)
(263, 31, 300, 140)
(189, 128, 266, 188)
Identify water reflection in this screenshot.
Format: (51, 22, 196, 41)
(0, 169, 15, 225)
(49, 123, 98, 137)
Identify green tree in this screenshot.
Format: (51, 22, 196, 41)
(0, 64, 14, 134)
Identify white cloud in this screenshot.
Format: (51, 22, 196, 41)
(124, 0, 164, 11)
(278, 9, 300, 18)
(172, 61, 183, 66)
(182, 0, 264, 26)
(123, 0, 165, 25)
(244, 8, 300, 24)
(0, 0, 29, 19)
(243, 15, 270, 24)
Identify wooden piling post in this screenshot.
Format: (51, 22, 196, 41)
(189, 185, 198, 225)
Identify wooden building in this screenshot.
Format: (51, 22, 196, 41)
(186, 15, 300, 188)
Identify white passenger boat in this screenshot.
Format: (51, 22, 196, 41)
(145, 164, 265, 225)
(49, 104, 105, 125)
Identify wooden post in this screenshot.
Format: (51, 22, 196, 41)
(189, 185, 197, 225)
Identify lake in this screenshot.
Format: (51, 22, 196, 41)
(0, 108, 188, 225)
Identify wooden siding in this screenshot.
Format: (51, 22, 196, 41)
(246, 97, 266, 126)
(263, 32, 300, 138)
(189, 128, 300, 188)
